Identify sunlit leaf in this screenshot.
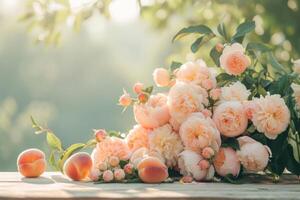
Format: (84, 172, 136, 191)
(232, 21, 255, 43)
(191, 36, 204, 53)
(47, 132, 63, 152)
(172, 24, 213, 42)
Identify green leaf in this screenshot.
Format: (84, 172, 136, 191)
(246, 42, 271, 53)
(57, 143, 86, 171)
(119, 160, 128, 168)
(142, 86, 153, 95)
(191, 36, 204, 53)
(268, 52, 286, 74)
(210, 47, 221, 67)
(216, 73, 237, 87)
(286, 144, 300, 175)
(172, 24, 213, 42)
(288, 131, 300, 163)
(268, 74, 290, 96)
(169, 61, 182, 72)
(46, 132, 63, 152)
(107, 130, 123, 138)
(221, 137, 240, 151)
(217, 23, 228, 41)
(232, 21, 255, 43)
(49, 151, 59, 171)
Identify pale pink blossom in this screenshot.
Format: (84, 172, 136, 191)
(167, 81, 208, 125)
(201, 147, 215, 159)
(126, 125, 150, 152)
(210, 88, 221, 101)
(220, 81, 250, 102)
(114, 169, 125, 181)
(149, 124, 183, 167)
(293, 59, 300, 74)
(91, 137, 130, 168)
(179, 113, 221, 154)
(94, 129, 107, 143)
(213, 101, 248, 137)
(292, 83, 300, 109)
(124, 163, 134, 174)
(175, 60, 217, 89)
(134, 93, 170, 129)
(153, 68, 170, 87)
(216, 43, 224, 53)
(198, 159, 210, 170)
(213, 147, 240, 177)
(89, 168, 101, 181)
(108, 156, 120, 167)
(178, 150, 214, 181)
(118, 90, 132, 106)
(202, 109, 212, 118)
(219, 43, 250, 75)
(252, 94, 290, 139)
(133, 82, 144, 94)
(103, 170, 114, 182)
(237, 136, 270, 172)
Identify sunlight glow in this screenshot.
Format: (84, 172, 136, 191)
(109, 0, 140, 23)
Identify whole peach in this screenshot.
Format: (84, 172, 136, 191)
(137, 156, 168, 183)
(17, 148, 46, 178)
(63, 152, 93, 181)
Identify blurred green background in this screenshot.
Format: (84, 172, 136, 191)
(0, 0, 299, 171)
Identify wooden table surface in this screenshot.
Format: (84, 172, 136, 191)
(0, 172, 299, 200)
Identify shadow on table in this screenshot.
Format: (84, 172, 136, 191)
(21, 176, 55, 184)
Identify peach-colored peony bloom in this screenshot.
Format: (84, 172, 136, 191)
(134, 93, 170, 129)
(149, 124, 183, 167)
(119, 90, 132, 106)
(292, 83, 300, 109)
(178, 150, 214, 181)
(219, 43, 250, 75)
(168, 81, 208, 125)
(175, 60, 217, 89)
(252, 94, 290, 139)
(153, 68, 170, 87)
(179, 113, 221, 154)
(91, 137, 130, 168)
(220, 81, 250, 102)
(237, 136, 270, 172)
(126, 125, 150, 152)
(293, 59, 300, 74)
(213, 147, 240, 177)
(213, 101, 248, 137)
(108, 156, 120, 167)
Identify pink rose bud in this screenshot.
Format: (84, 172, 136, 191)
(98, 162, 108, 171)
(109, 156, 120, 167)
(201, 79, 213, 90)
(198, 159, 210, 170)
(119, 91, 132, 107)
(138, 93, 149, 103)
(216, 43, 224, 53)
(103, 170, 114, 182)
(114, 169, 125, 181)
(202, 147, 215, 159)
(153, 68, 170, 87)
(89, 168, 101, 181)
(124, 163, 134, 174)
(133, 82, 144, 94)
(94, 129, 107, 142)
(181, 176, 193, 183)
(202, 109, 212, 118)
(210, 88, 221, 100)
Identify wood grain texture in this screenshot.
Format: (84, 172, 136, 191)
(0, 172, 299, 200)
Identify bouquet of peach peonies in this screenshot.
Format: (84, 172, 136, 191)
(23, 20, 300, 183)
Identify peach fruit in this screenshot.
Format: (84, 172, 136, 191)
(63, 152, 93, 181)
(17, 148, 46, 178)
(137, 156, 168, 183)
